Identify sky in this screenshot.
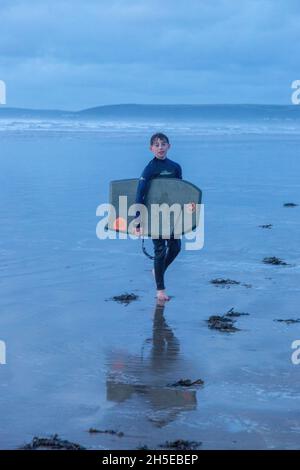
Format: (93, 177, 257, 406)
(0, 0, 299, 110)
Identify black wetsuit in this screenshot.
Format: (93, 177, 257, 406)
(135, 157, 182, 291)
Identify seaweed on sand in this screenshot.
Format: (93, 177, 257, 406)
(20, 434, 85, 450)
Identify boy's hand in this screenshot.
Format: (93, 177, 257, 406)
(134, 226, 144, 237)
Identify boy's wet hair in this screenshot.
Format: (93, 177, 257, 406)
(150, 133, 169, 145)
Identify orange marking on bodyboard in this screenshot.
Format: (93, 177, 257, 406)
(113, 217, 127, 231)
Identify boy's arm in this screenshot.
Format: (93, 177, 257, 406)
(136, 162, 153, 204)
(134, 163, 153, 230)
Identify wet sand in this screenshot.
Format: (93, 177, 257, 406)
(0, 129, 299, 449)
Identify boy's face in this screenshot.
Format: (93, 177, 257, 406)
(150, 138, 170, 159)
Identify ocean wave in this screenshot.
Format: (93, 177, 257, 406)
(0, 118, 300, 136)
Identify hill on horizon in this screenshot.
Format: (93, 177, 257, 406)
(1, 103, 300, 121)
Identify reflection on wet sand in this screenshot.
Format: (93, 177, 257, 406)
(106, 301, 198, 427)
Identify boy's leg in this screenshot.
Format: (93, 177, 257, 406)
(152, 238, 167, 291)
(164, 237, 181, 271)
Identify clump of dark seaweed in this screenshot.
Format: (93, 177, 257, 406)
(263, 257, 288, 266)
(88, 428, 124, 437)
(210, 278, 252, 289)
(274, 319, 300, 324)
(207, 307, 250, 333)
(159, 439, 202, 450)
(283, 203, 298, 207)
(168, 378, 204, 387)
(20, 434, 85, 450)
(225, 307, 250, 317)
(210, 278, 240, 287)
(259, 224, 273, 229)
(207, 315, 239, 333)
(110, 292, 139, 305)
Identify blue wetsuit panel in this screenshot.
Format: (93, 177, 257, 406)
(135, 157, 182, 207)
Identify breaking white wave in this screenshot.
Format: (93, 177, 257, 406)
(0, 118, 300, 136)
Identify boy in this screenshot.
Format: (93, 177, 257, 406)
(135, 133, 182, 302)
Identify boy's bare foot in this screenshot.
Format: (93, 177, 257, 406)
(156, 290, 169, 301)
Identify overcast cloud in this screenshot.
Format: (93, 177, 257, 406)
(0, 0, 299, 109)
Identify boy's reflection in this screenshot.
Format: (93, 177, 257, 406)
(148, 299, 180, 370)
(106, 301, 197, 427)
